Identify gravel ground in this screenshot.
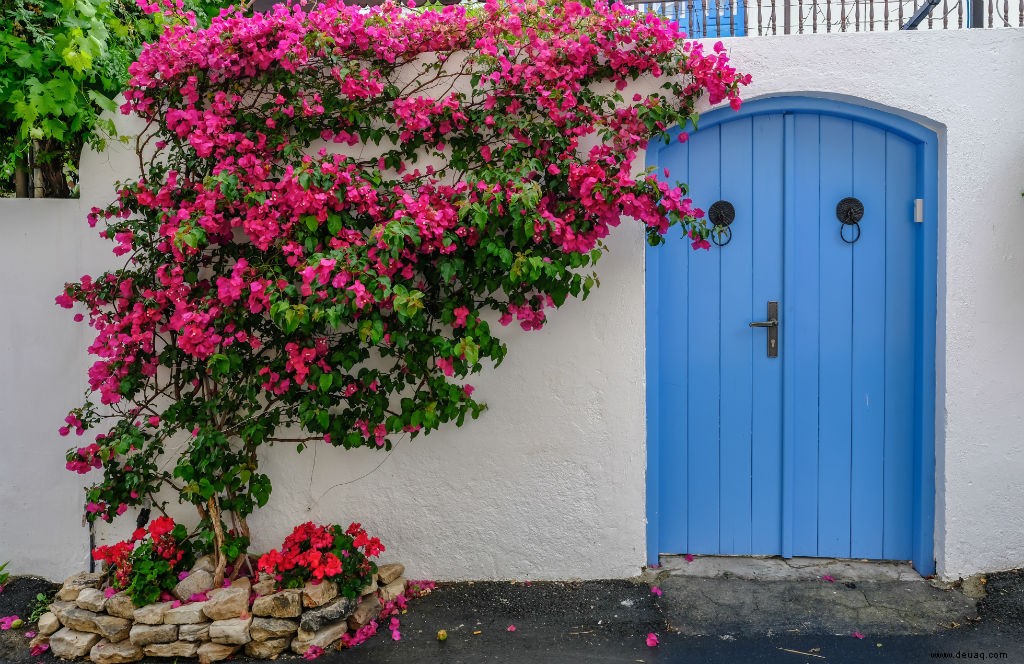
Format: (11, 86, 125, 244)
(977, 569, 1024, 627)
(0, 573, 1021, 664)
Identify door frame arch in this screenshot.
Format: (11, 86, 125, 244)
(644, 94, 939, 574)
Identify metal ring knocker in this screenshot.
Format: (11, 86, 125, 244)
(836, 197, 864, 244)
(708, 200, 735, 247)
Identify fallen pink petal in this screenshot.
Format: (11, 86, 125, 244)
(30, 643, 49, 657)
(303, 645, 325, 660)
(822, 574, 836, 583)
(507, 624, 516, 632)
(24, 631, 36, 638)
(853, 631, 866, 639)
(651, 586, 663, 596)
(684, 554, 695, 563)
(646, 632, 660, 647)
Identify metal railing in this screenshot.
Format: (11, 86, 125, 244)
(627, 0, 1023, 35)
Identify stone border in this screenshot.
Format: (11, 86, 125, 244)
(35, 561, 408, 663)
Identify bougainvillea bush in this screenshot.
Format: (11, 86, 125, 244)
(258, 522, 383, 598)
(57, 0, 749, 582)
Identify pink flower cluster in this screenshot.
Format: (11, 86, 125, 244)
(58, 0, 748, 508)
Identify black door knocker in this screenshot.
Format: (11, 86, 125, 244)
(836, 197, 864, 244)
(708, 200, 735, 247)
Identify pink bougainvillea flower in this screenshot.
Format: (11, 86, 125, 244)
(178, 571, 190, 581)
(104, 587, 117, 598)
(651, 586, 663, 597)
(30, 642, 48, 656)
(822, 575, 835, 583)
(507, 624, 516, 632)
(646, 633, 659, 647)
(684, 554, 695, 563)
(0, 616, 20, 630)
(852, 631, 866, 639)
(24, 631, 36, 639)
(303, 645, 325, 659)
(170, 601, 181, 608)
(188, 592, 208, 602)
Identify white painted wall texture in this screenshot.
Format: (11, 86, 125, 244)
(0, 27, 1021, 582)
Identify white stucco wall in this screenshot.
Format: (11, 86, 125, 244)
(0, 199, 112, 579)
(1, 27, 1021, 582)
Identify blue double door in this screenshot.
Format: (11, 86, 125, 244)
(648, 106, 930, 564)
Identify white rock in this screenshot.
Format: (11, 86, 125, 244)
(132, 601, 174, 625)
(76, 588, 108, 612)
(89, 638, 143, 664)
(209, 616, 252, 645)
(37, 611, 60, 636)
(198, 641, 239, 664)
(173, 569, 214, 601)
(50, 627, 101, 659)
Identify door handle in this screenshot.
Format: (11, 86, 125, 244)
(749, 301, 779, 358)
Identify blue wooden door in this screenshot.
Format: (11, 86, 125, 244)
(647, 103, 934, 568)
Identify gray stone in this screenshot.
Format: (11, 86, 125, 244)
(376, 563, 405, 586)
(76, 588, 108, 613)
(252, 590, 302, 618)
(49, 600, 77, 623)
(57, 572, 105, 601)
(379, 577, 407, 603)
(89, 638, 143, 664)
(229, 576, 251, 593)
(191, 555, 216, 574)
(252, 577, 277, 597)
(245, 637, 290, 659)
(29, 634, 49, 653)
(50, 627, 101, 659)
(299, 595, 356, 633)
(202, 585, 249, 620)
(198, 641, 240, 664)
(37, 611, 61, 636)
(178, 623, 210, 642)
(132, 601, 174, 625)
(60, 607, 131, 642)
(209, 616, 252, 645)
(360, 577, 377, 596)
(348, 595, 382, 629)
(302, 581, 338, 608)
(174, 569, 214, 601)
(250, 617, 298, 641)
(163, 601, 210, 624)
(290, 620, 349, 655)
(128, 623, 177, 646)
(142, 640, 199, 657)
(104, 594, 136, 620)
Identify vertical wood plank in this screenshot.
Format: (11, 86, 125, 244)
(788, 113, 821, 556)
(751, 114, 785, 555)
(656, 138, 691, 555)
(686, 125, 723, 553)
(718, 117, 755, 554)
(883, 132, 916, 560)
(816, 116, 855, 558)
(850, 122, 887, 559)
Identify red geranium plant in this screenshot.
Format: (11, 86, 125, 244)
(93, 516, 195, 606)
(258, 522, 383, 599)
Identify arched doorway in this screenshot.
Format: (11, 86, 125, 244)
(645, 96, 938, 574)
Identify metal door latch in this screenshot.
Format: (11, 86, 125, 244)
(749, 300, 779, 358)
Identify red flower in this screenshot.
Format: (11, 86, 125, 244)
(148, 516, 175, 538)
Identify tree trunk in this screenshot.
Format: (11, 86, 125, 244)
(208, 497, 228, 588)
